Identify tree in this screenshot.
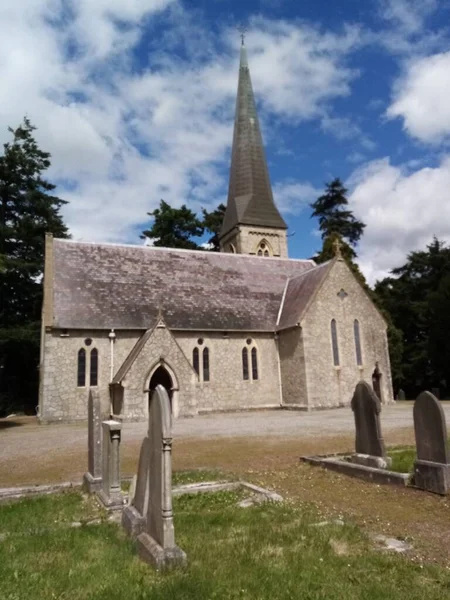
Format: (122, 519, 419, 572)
(142, 200, 204, 250)
(201, 203, 226, 251)
(374, 237, 450, 397)
(310, 178, 365, 252)
(0, 118, 69, 416)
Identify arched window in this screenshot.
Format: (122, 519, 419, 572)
(228, 243, 236, 253)
(193, 347, 199, 376)
(354, 320, 363, 366)
(203, 347, 210, 382)
(256, 240, 272, 257)
(242, 348, 249, 380)
(77, 348, 86, 387)
(331, 319, 340, 366)
(251, 347, 258, 380)
(90, 348, 98, 386)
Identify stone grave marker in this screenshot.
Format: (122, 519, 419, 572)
(136, 385, 186, 570)
(351, 381, 389, 468)
(122, 437, 150, 537)
(413, 391, 450, 495)
(398, 389, 406, 401)
(96, 419, 123, 509)
(83, 389, 103, 493)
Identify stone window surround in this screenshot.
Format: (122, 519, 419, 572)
(77, 346, 99, 388)
(192, 344, 210, 383)
(330, 319, 340, 367)
(242, 339, 260, 382)
(255, 238, 273, 257)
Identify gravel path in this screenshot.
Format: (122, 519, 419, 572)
(2, 402, 449, 465)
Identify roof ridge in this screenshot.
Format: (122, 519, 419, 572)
(53, 238, 315, 263)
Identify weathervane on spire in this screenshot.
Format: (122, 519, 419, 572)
(237, 24, 247, 46)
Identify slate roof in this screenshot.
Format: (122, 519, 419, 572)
(277, 261, 333, 331)
(51, 239, 316, 331)
(220, 44, 287, 238)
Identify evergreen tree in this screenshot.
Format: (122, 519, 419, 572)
(201, 203, 226, 251)
(142, 200, 204, 250)
(374, 237, 450, 397)
(310, 178, 365, 248)
(0, 118, 69, 415)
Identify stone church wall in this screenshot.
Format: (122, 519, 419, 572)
(301, 260, 393, 409)
(174, 331, 281, 412)
(39, 329, 142, 422)
(220, 225, 288, 257)
(278, 328, 308, 408)
(39, 328, 282, 422)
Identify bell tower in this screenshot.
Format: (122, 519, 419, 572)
(219, 40, 288, 258)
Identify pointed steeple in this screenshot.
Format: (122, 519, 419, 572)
(220, 43, 287, 240)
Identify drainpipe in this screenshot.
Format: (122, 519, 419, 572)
(109, 329, 116, 381)
(274, 333, 283, 407)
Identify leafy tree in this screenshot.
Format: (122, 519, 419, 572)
(374, 237, 450, 397)
(0, 118, 69, 416)
(201, 203, 226, 251)
(310, 178, 365, 252)
(142, 200, 204, 250)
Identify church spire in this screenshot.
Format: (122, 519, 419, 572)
(219, 40, 287, 249)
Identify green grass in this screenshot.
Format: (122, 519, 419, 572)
(387, 437, 450, 474)
(1, 490, 450, 599)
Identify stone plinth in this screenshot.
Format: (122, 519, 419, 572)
(96, 420, 123, 509)
(414, 460, 450, 495)
(83, 389, 103, 493)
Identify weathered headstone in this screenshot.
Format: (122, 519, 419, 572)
(413, 391, 450, 494)
(136, 385, 186, 570)
(398, 389, 406, 401)
(96, 420, 123, 509)
(83, 389, 103, 493)
(431, 387, 441, 400)
(351, 381, 389, 468)
(122, 437, 150, 537)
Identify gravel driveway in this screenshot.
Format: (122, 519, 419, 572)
(2, 402, 449, 465)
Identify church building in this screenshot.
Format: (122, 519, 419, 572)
(38, 43, 393, 422)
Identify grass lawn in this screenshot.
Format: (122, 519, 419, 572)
(387, 438, 450, 474)
(1, 486, 450, 599)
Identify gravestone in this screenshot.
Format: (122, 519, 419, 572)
(136, 385, 186, 570)
(398, 389, 406, 401)
(96, 420, 123, 509)
(413, 391, 450, 494)
(351, 381, 389, 468)
(122, 437, 150, 537)
(83, 389, 103, 493)
(431, 387, 441, 400)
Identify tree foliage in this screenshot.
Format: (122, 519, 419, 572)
(310, 178, 365, 251)
(0, 118, 69, 416)
(142, 200, 204, 250)
(374, 237, 450, 397)
(201, 203, 226, 251)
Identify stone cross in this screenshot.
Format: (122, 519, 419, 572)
(96, 420, 123, 509)
(136, 385, 186, 570)
(351, 381, 387, 465)
(83, 389, 103, 493)
(413, 391, 450, 494)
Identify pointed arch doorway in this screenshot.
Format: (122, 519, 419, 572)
(147, 363, 179, 417)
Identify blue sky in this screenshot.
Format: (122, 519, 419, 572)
(2, 0, 450, 282)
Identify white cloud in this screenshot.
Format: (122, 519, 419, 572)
(273, 181, 322, 215)
(348, 156, 450, 283)
(378, 0, 438, 34)
(0, 5, 362, 243)
(387, 51, 450, 144)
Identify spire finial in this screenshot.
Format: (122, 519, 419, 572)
(333, 237, 343, 259)
(237, 24, 247, 46)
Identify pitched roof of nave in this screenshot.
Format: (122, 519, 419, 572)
(220, 43, 287, 238)
(49, 238, 323, 331)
